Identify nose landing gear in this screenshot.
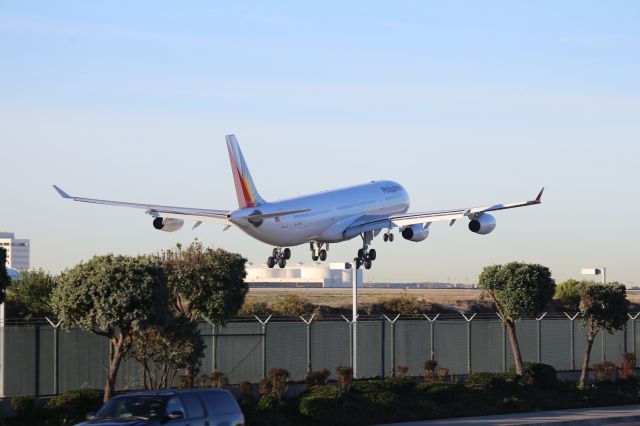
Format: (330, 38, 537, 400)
(267, 247, 291, 268)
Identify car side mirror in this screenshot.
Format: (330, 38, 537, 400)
(86, 411, 97, 420)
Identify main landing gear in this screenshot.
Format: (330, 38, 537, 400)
(355, 231, 376, 270)
(267, 247, 291, 269)
(310, 242, 328, 262)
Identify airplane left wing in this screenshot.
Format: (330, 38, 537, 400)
(53, 185, 231, 223)
(343, 188, 544, 238)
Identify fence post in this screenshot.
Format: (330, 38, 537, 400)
(45, 318, 62, 395)
(383, 315, 400, 376)
(34, 325, 40, 396)
(629, 314, 639, 367)
(565, 312, 579, 370)
(461, 313, 476, 374)
(212, 324, 217, 372)
(255, 315, 272, 379)
(341, 315, 358, 378)
(497, 313, 506, 372)
(423, 314, 440, 362)
(536, 313, 547, 364)
(300, 314, 315, 374)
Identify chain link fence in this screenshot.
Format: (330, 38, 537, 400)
(1, 313, 638, 397)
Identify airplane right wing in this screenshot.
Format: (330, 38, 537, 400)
(343, 188, 544, 238)
(53, 185, 231, 224)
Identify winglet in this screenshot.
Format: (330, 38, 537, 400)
(535, 187, 544, 203)
(53, 185, 71, 199)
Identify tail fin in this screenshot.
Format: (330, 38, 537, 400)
(226, 134, 266, 208)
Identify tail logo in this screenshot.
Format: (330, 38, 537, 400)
(226, 135, 265, 209)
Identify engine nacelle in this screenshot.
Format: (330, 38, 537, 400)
(152, 217, 184, 232)
(401, 224, 430, 242)
(468, 213, 496, 235)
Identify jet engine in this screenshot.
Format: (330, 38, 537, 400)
(468, 213, 496, 235)
(152, 217, 184, 232)
(401, 224, 430, 242)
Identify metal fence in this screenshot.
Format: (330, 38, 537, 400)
(1, 313, 639, 398)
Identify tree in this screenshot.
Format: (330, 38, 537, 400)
(578, 281, 628, 387)
(6, 269, 56, 319)
(555, 279, 589, 312)
(129, 316, 205, 389)
(51, 254, 171, 402)
(159, 241, 248, 324)
(0, 248, 9, 305)
(158, 241, 248, 384)
(478, 262, 555, 375)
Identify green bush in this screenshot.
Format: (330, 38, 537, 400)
(353, 378, 415, 396)
(465, 372, 519, 391)
(43, 389, 103, 426)
(298, 386, 341, 417)
(416, 381, 462, 403)
(257, 393, 279, 411)
(10, 395, 35, 417)
(511, 362, 557, 389)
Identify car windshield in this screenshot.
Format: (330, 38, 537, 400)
(96, 396, 167, 419)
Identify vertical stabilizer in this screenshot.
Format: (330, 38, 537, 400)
(226, 135, 266, 208)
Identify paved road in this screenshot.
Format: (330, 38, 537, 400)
(378, 405, 640, 425)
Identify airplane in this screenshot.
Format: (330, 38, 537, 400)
(53, 134, 543, 270)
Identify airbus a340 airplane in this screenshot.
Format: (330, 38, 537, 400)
(54, 134, 543, 269)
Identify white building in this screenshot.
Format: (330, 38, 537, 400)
(0, 232, 30, 270)
(246, 262, 363, 288)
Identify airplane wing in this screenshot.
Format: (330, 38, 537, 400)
(343, 188, 544, 238)
(53, 185, 231, 223)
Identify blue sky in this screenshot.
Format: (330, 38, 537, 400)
(1, 1, 639, 284)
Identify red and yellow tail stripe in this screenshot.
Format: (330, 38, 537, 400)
(226, 135, 265, 208)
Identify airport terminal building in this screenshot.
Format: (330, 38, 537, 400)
(246, 262, 363, 288)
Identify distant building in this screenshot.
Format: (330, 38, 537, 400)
(246, 262, 363, 288)
(0, 232, 30, 270)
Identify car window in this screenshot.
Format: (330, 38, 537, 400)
(165, 396, 186, 417)
(96, 396, 166, 419)
(182, 393, 206, 419)
(201, 390, 241, 415)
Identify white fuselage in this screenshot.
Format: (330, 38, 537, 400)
(229, 180, 410, 247)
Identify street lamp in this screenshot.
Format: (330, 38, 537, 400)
(581, 267, 606, 284)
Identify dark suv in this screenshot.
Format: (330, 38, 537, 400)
(74, 389, 245, 426)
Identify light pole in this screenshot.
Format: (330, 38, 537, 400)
(581, 267, 606, 284)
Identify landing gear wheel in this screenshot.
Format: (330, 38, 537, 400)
(319, 249, 327, 261)
(273, 248, 279, 257)
(389, 233, 394, 242)
(383, 233, 389, 242)
(363, 259, 372, 269)
(283, 248, 291, 259)
(368, 249, 377, 261)
(311, 254, 319, 261)
(357, 248, 365, 259)
(278, 257, 287, 268)
(355, 258, 362, 269)
(267, 257, 276, 268)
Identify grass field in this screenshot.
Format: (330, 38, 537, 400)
(246, 287, 640, 310)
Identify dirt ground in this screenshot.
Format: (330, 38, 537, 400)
(247, 287, 640, 309)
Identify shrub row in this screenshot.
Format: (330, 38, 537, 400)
(240, 363, 640, 426)
(5, 389, 103, 426)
